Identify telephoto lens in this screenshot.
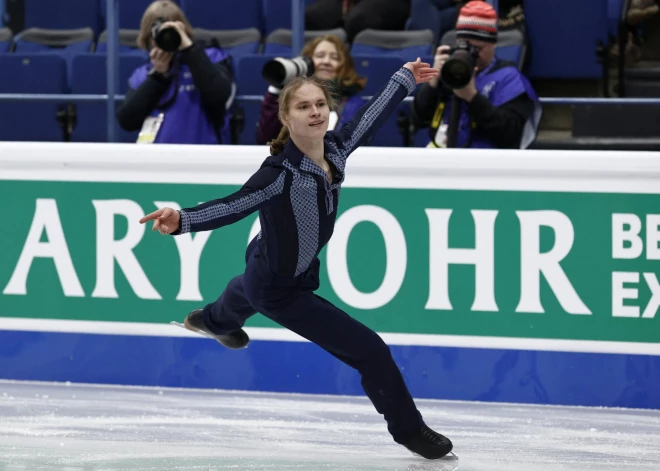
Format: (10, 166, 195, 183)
(440, 43, 480, 89)
(262, 56, 315, 88)
(151, 18, 181, 52)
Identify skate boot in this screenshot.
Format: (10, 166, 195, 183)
(183, 309, 249, 350)
(403, 424, 453, 459)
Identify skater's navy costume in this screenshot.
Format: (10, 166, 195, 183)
(175, 67, 423, 444)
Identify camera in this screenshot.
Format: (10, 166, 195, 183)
(151, 17, 181, 52)
(441, 42, 480, 89)
(262, 56, 315, 88)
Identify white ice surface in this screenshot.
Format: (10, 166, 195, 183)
(0, 380, 659, 471)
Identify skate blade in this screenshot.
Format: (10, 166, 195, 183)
(406, 451, 459, 471)
(170, 321, 216, 340)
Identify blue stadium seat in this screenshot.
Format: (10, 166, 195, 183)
(235, 54, 276, 145)
(70, 53, 147, 142)
(192, 28, 261, 60)
(352, 55, 402, 95)
(13, 28, 95, 89)
(494, 29, 526, 70)
(24, 0, 102, 33)
(13, 27, 94, 55)
(182, 0, 262, 31)
(263, 28, 347, 55)
(263, 0, 317, 35)
(525, 0, 609, 78)
(406, 0, 458, 45)
(351, 29, 434, 59)
(100, 0, 180, 30)
(607, 0, 626, 37)
(96, 29, 148, 57)
(0, 53, 68, 141)
(0, 28, 12, 52)
(351, 54, 409, 147)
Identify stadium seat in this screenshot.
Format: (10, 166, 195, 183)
(100, 0, 180, 30)
(524, 0, 609, 78)
(350, 54, 410, 147)
(263, 28, 347, 55)
(96, 29, 148, 57)
(263, 0, 317, 35)
(494, 29, 526, 69)
(405, 0, 455, 45)
(182, 0, 263, 31)
(192, 28, 261, 60)
(13, 27, 94, 55)
(607, 0, 626, 38)
(13, 28, 95, 88)
(0, 27, 12, 52)
(0, 53, 69, 141)
(351, 54, 402, 95)
(234, 54, 276, 145)
(24, 0, 102, 33)
(70, 53, 147, 142)
(351, 29, 434, 59)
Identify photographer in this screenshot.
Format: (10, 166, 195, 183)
(411, 0, 541, 149)
(255, 35, 366, 146)
(116, 1, 235, 144)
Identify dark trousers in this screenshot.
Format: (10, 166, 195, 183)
(202, 248, 424, 444)
(305, 0, 412, 42)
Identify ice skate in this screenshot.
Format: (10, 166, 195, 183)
(403, 424, 455, 460)
(175, 309, 249, 350)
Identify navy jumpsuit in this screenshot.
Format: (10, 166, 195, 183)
(174, 67, 424, 444)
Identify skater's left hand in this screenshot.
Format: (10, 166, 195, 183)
(140, 207, 180, 235)
(403, 57, 439, 85)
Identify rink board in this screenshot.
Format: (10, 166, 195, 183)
(1, 142, 659, 409)
(0, 329, 659, 409)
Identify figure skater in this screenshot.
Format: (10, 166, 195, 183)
(140, 58, 454, 460)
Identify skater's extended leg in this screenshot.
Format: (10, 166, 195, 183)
(184, 275, 256, 350)
(202, 274, 257, 334)
(259, 292, 452, 457)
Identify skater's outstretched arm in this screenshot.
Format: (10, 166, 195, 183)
(328, 58, 438, 159)
(140, 162, 286, 235)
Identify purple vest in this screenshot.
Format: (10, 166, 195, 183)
(435, 59, 542, 149)
(128, 48, 232, 144)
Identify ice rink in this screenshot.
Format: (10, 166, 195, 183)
(0, 380, 659, 471)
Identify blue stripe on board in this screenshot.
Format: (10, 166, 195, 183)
(0, 330, 658, 409)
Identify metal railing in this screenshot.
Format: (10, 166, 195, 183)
(1, 0, 660, 143)
(1, 94, 660, 106)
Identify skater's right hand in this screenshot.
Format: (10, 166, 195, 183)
(140, 207, 180, 235)
(402, 57, 439, 86)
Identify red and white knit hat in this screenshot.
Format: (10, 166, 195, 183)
(455, 0, 498, 43)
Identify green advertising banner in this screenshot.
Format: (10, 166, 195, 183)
(1, 143, 659, 353)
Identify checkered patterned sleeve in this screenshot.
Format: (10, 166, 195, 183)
(175, 164, 287, 235)
(329, 67, 416, 159)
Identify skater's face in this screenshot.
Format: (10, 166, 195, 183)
(312, 40, 340, 81)
(282, 83, 330, 140)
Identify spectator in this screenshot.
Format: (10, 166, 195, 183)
(256, 35, 367, 145)
(305, 0, 411, 42)
(116, 0, 235, 144)
(411, 0, 541, 149)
